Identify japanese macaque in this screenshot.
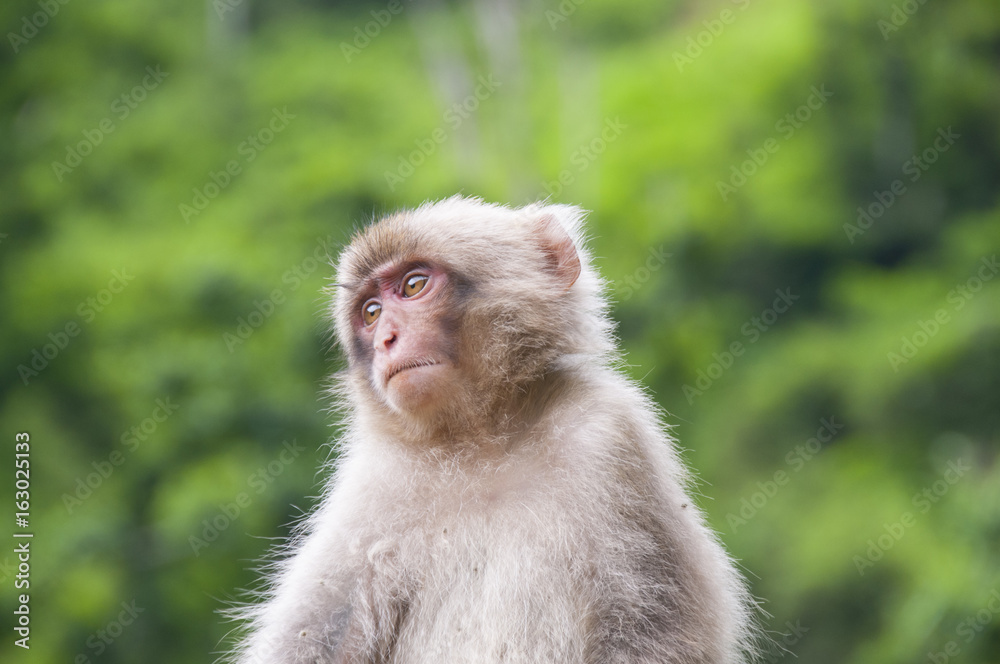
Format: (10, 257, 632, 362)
(230, 197, 757, 663)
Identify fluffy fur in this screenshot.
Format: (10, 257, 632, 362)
(229, 197, 757, 663)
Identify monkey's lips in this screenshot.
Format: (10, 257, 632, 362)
(384, 359, 441, 384)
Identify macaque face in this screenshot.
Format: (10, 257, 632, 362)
(352, 262, 460, 415)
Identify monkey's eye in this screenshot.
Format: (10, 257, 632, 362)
(361, 300, 381, 326)
(402, 274, 429, 298)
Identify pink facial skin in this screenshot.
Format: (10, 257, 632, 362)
(354, 264, 458, 415)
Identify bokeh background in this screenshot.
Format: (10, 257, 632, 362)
(2, 0, 999, 662)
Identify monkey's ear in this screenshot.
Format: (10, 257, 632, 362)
(533, 214, 582, 290)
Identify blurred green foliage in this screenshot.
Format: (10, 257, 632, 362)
(1, 0, 998, 662)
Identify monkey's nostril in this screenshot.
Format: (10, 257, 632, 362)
(375, 331, 398, 350)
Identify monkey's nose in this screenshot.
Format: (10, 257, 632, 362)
(375, 330, 398, 350)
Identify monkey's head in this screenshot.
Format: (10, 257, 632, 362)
(330, 196, 612, 439)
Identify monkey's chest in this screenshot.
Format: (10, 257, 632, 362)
(395, 524, 586, 661)
(380, 490, 591, 663)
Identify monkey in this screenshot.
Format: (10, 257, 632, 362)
(228, 196, 757, 664)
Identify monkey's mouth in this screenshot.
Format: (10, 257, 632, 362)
(385, 359, 439, 383)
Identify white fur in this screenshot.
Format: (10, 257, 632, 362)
(228, 197, 757, 663)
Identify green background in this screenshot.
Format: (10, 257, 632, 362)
(1, 0, 999, 662)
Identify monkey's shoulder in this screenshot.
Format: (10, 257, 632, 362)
(542, 369, 680, 465)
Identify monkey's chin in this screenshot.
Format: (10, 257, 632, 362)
(383, 363, 453, 415)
